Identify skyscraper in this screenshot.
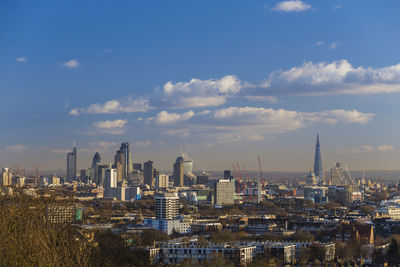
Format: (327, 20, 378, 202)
(144, 160, 154, 186)
(91, 152, 101, 170)
(114, 150, 125, 182)
(119, 142, 133, 179)
(176, 152, 193, 174)
(173, 160, 183, 187)
(67, 141, 77, 182)
(313, 134, 323, 184)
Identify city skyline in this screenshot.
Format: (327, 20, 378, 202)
(1, 0, 400, 171)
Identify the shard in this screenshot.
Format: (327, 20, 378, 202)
(313, 134, 323, 183)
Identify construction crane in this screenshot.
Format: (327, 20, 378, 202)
(232, 163, 241, 202)
(257, 156, 266, 186)
(343, 164, 354, 185)
(236, 162, 244, 203)
(243, 165, 251, 202)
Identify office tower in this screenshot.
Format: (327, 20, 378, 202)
(91, 152, 101, 170)
(1, 168, 12, 186)
(156, 174, 169, 189)
(119, 142, 133, 179)
(132, 163, 142, 171)
(144, 161, 154, 186)
(96, 163, 112, 185)
(313, 134, 323, 184)
(173, 160, 184, 187)
(331, 162, 344, 186)
(153, 169, 159, 187)
(224, 170, 232, 179)
(184, 173, 197, 186)
(114, 150, 125, 182)
(105, 168, 117, 188)
(67, 141, 77, 182)
(176, 152, 193, 174)
(197, 172, 210, 185)
(155, 193, 179, 220)
(214, 179, 235, 205)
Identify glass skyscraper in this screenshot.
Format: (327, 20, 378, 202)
(313, 134, 323, 184)
(67, 141, 77, 182)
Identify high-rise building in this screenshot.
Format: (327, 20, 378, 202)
(197, 172, 210, 185)
(144, 161, 154, 186)
(105, 168, 117, 188)
(1, 168, 12, 186)
(155, 193, 179, 220)
(156, 174, 169, 189)
(176, 152, 193, 174)
(214, 179, 235, 205)
(173, 160, 184, 187)
(313, 134, 323, 184)
(119, 142, 133, 179)
(96, 163, 112, 185)
(114, 150, 125, 182)
(67, 141, 77, 182)
(91, 152, 101, 170)
(224, 170, 232, 179)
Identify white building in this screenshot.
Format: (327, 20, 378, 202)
(105, 168, 117, 188)
(155, 193, 179, 220)
(144, 219, 191, 235)
(156, 174, 169, 189)
(1, 168, 12, 186)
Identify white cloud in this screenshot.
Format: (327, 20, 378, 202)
(16, 57, 27, 62)
(103, 49, 112, 53)
(213, 107, 373, 128)
(337, 145, 395, 154)
(6, 144, 30, 153)
(329, 42, 339, 50)
(155, 110, 195, 124)
(377, 145, 395, 152)
(272, 0, 311, 12)
(333, 5, 343, 10)
(92, 119, 127, 135)
(70, 96, 151, 116)
(132, 140, 152, 147)
(315, 41, 324, 46)
(162, 75, 241, 108)
(262, 59, 400, 96)
(142, 107, 373, 144)
(89, 141, 118, 151)
(61, 59, 80, 68)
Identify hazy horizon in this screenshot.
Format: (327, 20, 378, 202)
(2, 1, 400, 171)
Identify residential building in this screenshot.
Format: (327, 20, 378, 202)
(214, 179, 235, 205)
(46, 203, 79, 224)
(155, 193, 179, 220)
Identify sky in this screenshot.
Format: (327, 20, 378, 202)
(1, 0, 400, 172)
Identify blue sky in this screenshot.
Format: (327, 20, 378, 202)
(1, 0, 400, 172)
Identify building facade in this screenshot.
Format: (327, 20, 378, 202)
(66, 142, 77, 182)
